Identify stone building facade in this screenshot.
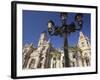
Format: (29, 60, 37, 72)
(23, 32, 51, 69)
(22, 31, 91, 69)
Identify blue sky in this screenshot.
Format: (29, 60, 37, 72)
(23, 10, 91, 48)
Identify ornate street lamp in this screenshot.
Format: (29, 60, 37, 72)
(47, 20, 55, 35)
(47, 12, 83, 67)
(60, 12, 67, 25)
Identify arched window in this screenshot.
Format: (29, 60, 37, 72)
(29, 59, 35, 69)
(62, 57, 65, 67)
(53, 58, 56, 68)
(84, 53, 90, 66)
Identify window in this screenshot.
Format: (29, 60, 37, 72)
(81, 42, 85, 47)
(53, 62, 56, 68)
(62, 62, 64, 67)
(29, 59, 35, 69)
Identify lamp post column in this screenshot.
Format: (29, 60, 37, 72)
(63, 33, 70, 67)
(47, 13, 83, 67)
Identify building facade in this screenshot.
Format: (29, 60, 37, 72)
(22, 31, 91, 69)
(23, 32, 51, 69)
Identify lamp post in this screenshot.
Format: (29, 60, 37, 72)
(47, 12, 83, 67)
